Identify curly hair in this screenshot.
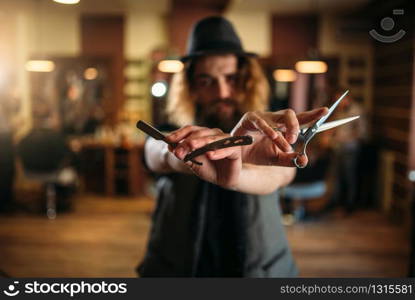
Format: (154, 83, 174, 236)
(166, 56, 269, 127)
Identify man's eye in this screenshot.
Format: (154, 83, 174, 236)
(197, 78, 214, 87)
(226, 75, 238, 85)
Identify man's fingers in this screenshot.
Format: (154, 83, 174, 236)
(173, 134, 229, 160)
(297, 107, 328, 125)
(283, 109, 299, 144)
(206, 148, 240, 161)
(272, 131, 293, 152)
(173, 144, 189, 160)
(231, 112, 294, 152)
(231, 112, 262, 136)
(167, 127, 222, 144)
(187, 128, 223, 140)
(168, 127, 223, 159)
(271, 152, 308, 168)
(166, 125, 203, 143)
(252, 116, 279, 141)
(293, 154, 308, 168)
(188, 134, 229, 151)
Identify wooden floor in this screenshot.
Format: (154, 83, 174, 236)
(286, 211, 410, 277)
(0, 194, 410, 277)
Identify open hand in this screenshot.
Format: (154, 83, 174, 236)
(231, 107, 328, 167)
(166, 126, 242, 189)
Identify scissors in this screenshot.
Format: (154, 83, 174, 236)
(290, 90, 360, 168)
(136, 120, 253, 166)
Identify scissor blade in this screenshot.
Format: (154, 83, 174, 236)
(315, 90, 349, 127)
(315, 116, 360, 133)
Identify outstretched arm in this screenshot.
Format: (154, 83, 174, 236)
(235, 164, 296, 194)
(163, 125, 294, 194)
(144, 107, 328, 194)
(144, 136, 190, 174)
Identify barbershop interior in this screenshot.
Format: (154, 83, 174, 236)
(0, 0, 414, 278)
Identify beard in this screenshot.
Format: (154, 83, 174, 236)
(195, 98, 244, 132)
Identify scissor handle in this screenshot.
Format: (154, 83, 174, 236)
(291, 134, 310, 169)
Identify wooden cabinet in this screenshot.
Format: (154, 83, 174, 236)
(81, 142, 147, 196)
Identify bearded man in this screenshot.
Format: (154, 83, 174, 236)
(138, 16, 327, 277)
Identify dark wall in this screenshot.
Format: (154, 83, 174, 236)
(370, 0, 414, 219)
(271, 14, 318, 66)
(167, 0, 229, 55)
(81, 15, 124, 125)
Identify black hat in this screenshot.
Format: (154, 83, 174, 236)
(181, 16, 257, 62)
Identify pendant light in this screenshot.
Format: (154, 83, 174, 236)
(25, 60, 55, 72)
(53, 0, 80, 4)
(273, 69, 297, 82)
(295, 49, 327, 74)
(26, 0, 55, 72)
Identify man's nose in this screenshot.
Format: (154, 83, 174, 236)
(217, 79, 231, 99)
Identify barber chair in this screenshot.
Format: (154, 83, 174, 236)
(280, 151, 332, 224)
(17, 128, 70, 219)
(281, 181, 327, 221)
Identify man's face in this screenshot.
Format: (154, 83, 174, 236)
(191, 54, 243, 130)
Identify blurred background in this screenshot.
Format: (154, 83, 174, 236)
(0, 0, 414, 277)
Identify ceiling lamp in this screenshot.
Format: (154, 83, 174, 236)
(158, 60, 183, 73)
(25, 60, 55, 72)
(295, 60, 327, 74)
(273, 69, 297, 82)
(53, 0, 80, 4)
(84, 67, 98, 80)
(151, 81, 168, 98)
